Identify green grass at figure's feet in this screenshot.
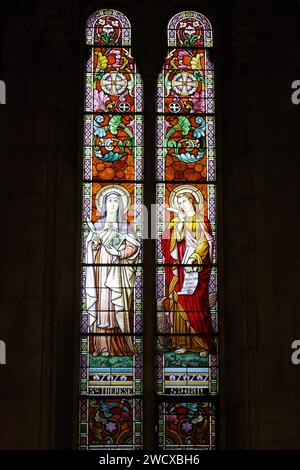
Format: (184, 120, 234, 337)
(89, 354, 133, 368)
(164, 351, 209, 368)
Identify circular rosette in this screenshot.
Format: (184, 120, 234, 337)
(101, 72, 128, 96)
(171, 71, 198, 96)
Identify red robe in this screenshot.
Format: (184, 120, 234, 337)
(161, 215, 215, 352)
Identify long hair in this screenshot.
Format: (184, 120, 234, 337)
(177, 192, 205, 224)
(177, 192, 198, 211)
(94, 191, 135, 235)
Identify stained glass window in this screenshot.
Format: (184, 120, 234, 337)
(156, 11, 217, 449)
(80, 9, 143, 450)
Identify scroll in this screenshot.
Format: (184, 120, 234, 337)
(177, 246, 198, 296)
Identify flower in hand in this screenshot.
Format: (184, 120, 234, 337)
(92, 234, 102, 249)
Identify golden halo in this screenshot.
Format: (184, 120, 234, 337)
(169, 185, 204, 211)
(95, 185, 131, 214)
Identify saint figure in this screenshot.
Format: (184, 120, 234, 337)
(161, 187, 215, 356)
(86, 186, 140, 356)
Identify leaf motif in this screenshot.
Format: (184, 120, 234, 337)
(127, 73, 134, 97)
(120, 56, 128, 70)
(123, 139, 133, 148)
(94, 72, 104, 82)
(98, 33, 110, 45)
(94, 117, 106, 138)
(94, 149, 126, 162)
(190, 34, 200, 45)
(177, 116, 190, 136)
(167, 139, 177, 149)
(194, 71, 204, 82)
(95, 51, 108, 70)
(164, 72, 172, 97)
(170, 57, 178, 69)
(172, 150, 205, 163)
(193, 117, 206, 139)
(193, 128, 204, 139)
(190, 53, 203, 70)
(109, 115, 122, 134)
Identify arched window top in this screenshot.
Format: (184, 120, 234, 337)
(156, 10, 217, 450)
(86, 9, 131, 46)
(80, 8, 143, 450)
(85, 8, 142, 114)
(168, 11, 213, 48)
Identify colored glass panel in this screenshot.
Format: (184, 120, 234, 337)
(83, 114, 143, 181)
(79, 398, 142, 450)
(156, 115, 215, 182)
(158, 401, 215, 449)
(86, 10, 131, 47)
(156, 11, 217, 449)
(80, 336, 142, 396)
(80, 9, 143, 449)
(157, 50, 214, 115)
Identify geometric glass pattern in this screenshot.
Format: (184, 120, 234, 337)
(156, 11, 217, 450)
(80, 9, 143, 449)
(158, 402, 215, 449)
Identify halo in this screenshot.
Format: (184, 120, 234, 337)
(95, 184, 131, 214)
(169, 185, 204, 211)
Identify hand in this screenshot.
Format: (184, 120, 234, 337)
(184, 265, 193, 273)
(91, 234, 101, 248)
(178, 211, 186, 222)
(184, 257, 195, 273)
(105, 245, 119, 256)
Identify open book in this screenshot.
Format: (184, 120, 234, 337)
(104, 228, 126, 251)
(87, 220, 126, 251)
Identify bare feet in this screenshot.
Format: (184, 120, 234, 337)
(175, 347, 187, 354)
(93, 350, 109, 357)
(199, 350, 208, 357)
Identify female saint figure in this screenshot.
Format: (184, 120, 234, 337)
(86, 185, 140, 356)
(161, 186, 215, 356)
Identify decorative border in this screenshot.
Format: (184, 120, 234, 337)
(86, 9, 131, 46)
(158, 401, 215, 449)
(79, 398, 142, 449)
(81, 9, 143, 450)
(168, 11, 213, 48)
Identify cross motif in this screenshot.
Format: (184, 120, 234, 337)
(101, 72, 127, 96)
(168, 101, 181, 113)
(118, 101, 130, 112)
(172, 71, 198, 96)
